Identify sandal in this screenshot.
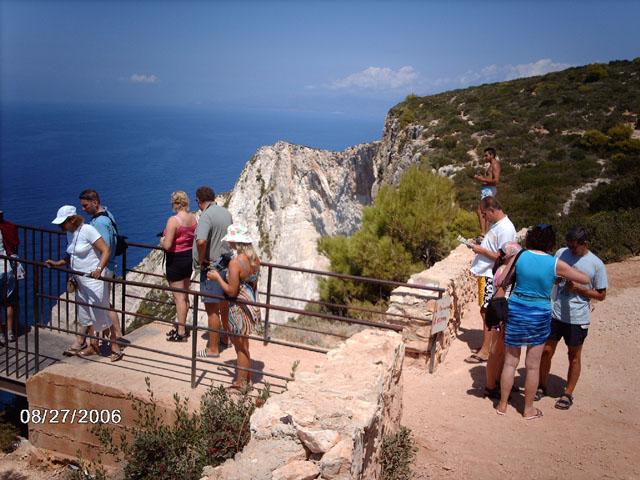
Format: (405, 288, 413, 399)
(555, 393, 573, 410)
(464, 353, 488, 364)
(166, 327, 190, 338)
(198, 349, 220, 359)
(77, 344, 99, 358)
(63, 343, 87, 357)
(110, 350, 124, 362)
(166, 330, 189, 342)
(534, 386, 547, 401)
(524, 408, 544, 420)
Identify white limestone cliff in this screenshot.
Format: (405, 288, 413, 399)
(117, 140, 379, 326)
(225, 140, 378, 323)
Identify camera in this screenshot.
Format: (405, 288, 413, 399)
(211, 253, 232, 272)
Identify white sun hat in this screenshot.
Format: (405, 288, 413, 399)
(51, 205, 77, 224)
(221, 223, 253, 244)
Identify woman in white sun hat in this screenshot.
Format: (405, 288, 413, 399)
(45, 205, 123, 361)
(205, 223, 261, 389)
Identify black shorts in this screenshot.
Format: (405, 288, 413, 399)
(165, 250, 193, 282)
(548, 318, 589, 347)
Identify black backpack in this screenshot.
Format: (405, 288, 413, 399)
(93, 211, 128, 257)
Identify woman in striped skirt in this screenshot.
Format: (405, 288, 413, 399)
(496, 224, 588, 420)
(205, 224, 261, 389)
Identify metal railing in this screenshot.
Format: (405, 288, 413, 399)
(1, 224, 443, 394)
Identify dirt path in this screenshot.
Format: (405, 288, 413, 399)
(403, 257, 640, 480)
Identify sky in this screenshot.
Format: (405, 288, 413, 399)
(1, 0, 639, 118)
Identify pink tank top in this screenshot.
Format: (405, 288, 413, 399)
(167, 215, 196, 253)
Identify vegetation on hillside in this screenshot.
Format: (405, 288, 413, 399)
(389, 59, 640, 230)
(318, 164, 476, 308)
(317, 59, 639, 310)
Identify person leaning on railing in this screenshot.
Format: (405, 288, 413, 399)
(159, 191, 198, 342)
(205, 224, 261, 390)
(45, 205, 123, 361)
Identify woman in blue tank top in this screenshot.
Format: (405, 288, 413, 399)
(496, 225, 589, 420)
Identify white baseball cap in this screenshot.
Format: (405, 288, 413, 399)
(51, 205, 77, 224)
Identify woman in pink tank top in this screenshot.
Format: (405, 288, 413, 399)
(160, 191, 198, 341)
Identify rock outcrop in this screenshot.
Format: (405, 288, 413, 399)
(204, 329, 404, 480)
(225, 141, 378, 322)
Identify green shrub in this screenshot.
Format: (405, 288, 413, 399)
(581, 129, 609, 149)
(0, 412, 19, 453)
(318, 165, 476, 306)
(93, 378, 266, 480)
(555, 208, 640, 262)
(584, 63, 609, 83)
(381, 427, 417, 480)
(607, 123, 633, 142)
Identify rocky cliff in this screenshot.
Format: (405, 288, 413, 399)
(224, 141, 378, 322)
(121, 140, 379, 326)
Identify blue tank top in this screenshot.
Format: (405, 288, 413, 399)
(511, 250, 557, 305)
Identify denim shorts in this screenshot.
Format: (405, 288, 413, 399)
(200, 270, 225, 304)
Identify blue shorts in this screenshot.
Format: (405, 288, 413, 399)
(0, 269, 18, 307)
(200, 270, 225, 304)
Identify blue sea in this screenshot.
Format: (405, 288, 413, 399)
(0, 103, 382, 411)
(1, 103, 382, 268)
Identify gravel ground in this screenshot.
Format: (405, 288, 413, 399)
(404, 256, 640, 480)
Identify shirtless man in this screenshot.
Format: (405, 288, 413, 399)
(474, 147, 501, 235)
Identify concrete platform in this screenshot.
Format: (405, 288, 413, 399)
(24, 321, 328, 462)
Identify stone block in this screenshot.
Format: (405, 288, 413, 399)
(320, 438, 353, 479)
(296, 428, 340, 454)
(272, 460, 320, 480)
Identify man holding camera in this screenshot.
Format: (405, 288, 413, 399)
(193, 186, 233, 358)
(537, 227, 607, 410)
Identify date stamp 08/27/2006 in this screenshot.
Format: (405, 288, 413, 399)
(20, 409, 122, 425)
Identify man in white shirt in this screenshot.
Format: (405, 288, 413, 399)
(466, 197, 516, 387)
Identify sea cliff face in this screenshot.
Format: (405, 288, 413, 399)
(225, 140, 378, 322)
(125, 139, 380, 325)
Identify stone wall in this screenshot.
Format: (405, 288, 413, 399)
(385, 244, 477, 367)
(203, 329, 404, 480)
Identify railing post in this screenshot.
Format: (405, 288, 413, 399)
(263, 265, 273, 346)
(191, 292, 199, 389)
(121, 247, 127, 335)
(34, 264, 40, 373)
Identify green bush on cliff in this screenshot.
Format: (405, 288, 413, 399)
(318, 164, 477, 306)
(0, 412, 19, 453)
(381, 426, 417, 480)
(92, 378, 269, 480)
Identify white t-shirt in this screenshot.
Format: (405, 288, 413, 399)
(66, 224, 103, 274)
(0, 230, 6, 275)
(470, 215, 516, 278)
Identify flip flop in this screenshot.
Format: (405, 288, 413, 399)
(495, 409, 506, 416)
(63, 343, 87, 357)
(524, 408, 544, 421)
(555, 393, 573, 410)
(77, 344, 99, 358)
(464, 353, 488, 364)
(110, 350, 124, 362)
(198, 349, 220, 359)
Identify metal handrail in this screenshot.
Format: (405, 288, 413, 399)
(1, 224, 441, 392)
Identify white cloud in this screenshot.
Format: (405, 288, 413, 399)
(455, 59, 573, 86)
(504, 58, 573, 80)
(129, 74, 159, 84)
(329, 66, 418, 90)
